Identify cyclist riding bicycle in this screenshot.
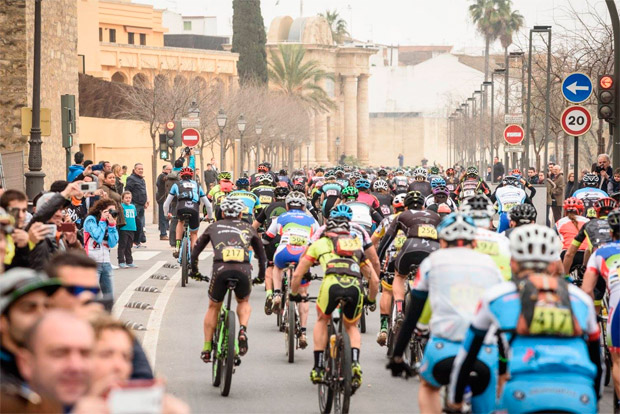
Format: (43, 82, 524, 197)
(191, 197, 267, 363)
(556, 197, 588, 263)
(163, 167, 213, 258)
(318, 172, 343, 218)
(229, 178, 261, 224)
(290, 214, 379, 389)
(252, 173, 276, 213)
(355, 179, 380, 210)
(454, 166, 491, 202)
(250, 162, 278, 188)
(491, 175, 528, 233)
(387, 212, 503, 414)
(371, 179, 394, 217)
(506, 168, 537, 199)
(424, 184, 457, 211)
(407, 167, 432, 198)
(428, 166, 442, 184)
(448, 224, 602, 414)
(342, 186, 384, 235)
(444, 167, 459, 198)
(505, 202, 537, 238)
(208, 172, 234, 219)
(573, 172, 608, 217)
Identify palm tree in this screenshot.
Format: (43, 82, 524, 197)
(469, 0, 504, 81)
(498, 1, 524, 59)
(319, 9, 349, 44)
(268, 44, 334, 112)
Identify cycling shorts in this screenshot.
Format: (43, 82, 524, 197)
(419, 337, 496, 414)
(176, 203, 200, 231)
(264, 240, 277, 264)
(208, 262, 252, 302)
(501, 373, 596, 414)
(274, 244, 309, 286)
(608, 291, 620, 353)
(395, 238, 439, 275)
(317, 275, 363, 323)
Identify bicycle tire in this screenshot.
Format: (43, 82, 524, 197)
(220, 309, 236, 396)
(386, 299, 395, 357)
(212, 318, 222, 387)
(359, 309, 366, 334)
(606, 349, 612, 386)
(318, 327, 334, 414)
(181, 237, 188, 287)
(334, 329, 352, 414)
(287, 300, 296, 363)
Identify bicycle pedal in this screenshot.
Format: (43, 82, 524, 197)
(234, 356, 242, 366)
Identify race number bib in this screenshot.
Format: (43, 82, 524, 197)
(394, 235, 407, 250)
(529, 306, 574, 336)
(336, 237, 362, 253)
(503, 202, 517, 211)
(222, 246, 245, 262)
(463, 190, 475, 198)
(289, 235, 307, 246)
(259, 195, 272, 204)
(326, 189, 338, 197)
(476, 240, 500, 256)
(380, 205, 391, 215)
(417, 225, 437, 240)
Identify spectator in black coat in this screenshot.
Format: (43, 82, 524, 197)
(492, 157, 504, 182)
(124, 163, 149, 248)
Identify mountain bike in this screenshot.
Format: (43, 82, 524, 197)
(282, 263, 300, 362)
(178, 213, 193, 287)
(276, 265, 289, 330)
(387, 265, 417, 357)
(211, 278, 240, 397)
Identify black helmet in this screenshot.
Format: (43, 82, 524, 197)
(274, 186, 290, 200)
(509, 204, 537, 226)
(608, 209, 620, 230)
(404, 191, 425, 210)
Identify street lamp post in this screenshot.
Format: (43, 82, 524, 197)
(482, 81, 493, 172)
(255, 121, 262, 170)
(335, 136, 341, 165)
(216, 109, 227, 172)
(490, 69, 505, 181)
(236, 114, 246, 179)
(25, 0, 44, 201)
(455, 108, 463, 165)
(467, 97, 476, 165)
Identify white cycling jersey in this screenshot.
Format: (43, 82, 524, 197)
(346, 201, 373, 231)
(423, 194, 458, 210)
(495, 186, 526, 213)
(414, 248, 503, 342)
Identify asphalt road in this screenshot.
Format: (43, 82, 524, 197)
(110, 219, 616, 413)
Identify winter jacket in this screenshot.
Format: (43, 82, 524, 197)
(83, 215, 119, 263)
(156, 172, 168, 204)
(101, 184, 126, 227)
(125, 173, 148, 206)
(67, 164, 84, 182)
(164, 171, 180, 212)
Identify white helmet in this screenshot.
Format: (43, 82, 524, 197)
(437, 212, 477, 242)
(220, 197, 245, 218)
(413, 167, 427, 179)
(373, 179, 389, 191)
(509, 224, 560, 270)
(285, 191, 306, 208)
(459, 195, 495, 228)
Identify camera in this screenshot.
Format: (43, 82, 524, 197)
(109, 210, 118, 218)
(595, 165, 604, 173)
(184, 146, 191, 154)
(80, 182, 97, 193)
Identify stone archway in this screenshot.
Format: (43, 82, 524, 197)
(154, 74, 169, 91)
(111, 71, 127, 84)
(132, 73, 149, 88)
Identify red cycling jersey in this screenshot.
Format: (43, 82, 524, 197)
(555, 215, 589, 250)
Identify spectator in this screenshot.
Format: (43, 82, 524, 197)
(594, 153, 613, 191)
(27, 183, 83, 271)
(492, 156, 504, 182)
(565, 172, 577, 199)
(83, 199, 119, 297)
(125, 163, 149, 248)
(65, 188, 88, 233)
(547, 162, 556, 179)
(204, 163, 218, 192)
(538, 172, 545, 183)
(16, 310, 94, 411)
(120, 165, 129, 186)
(101, 171, 124, 227)
(164, 166, 181, 248)
(67, 151, 85, 182)
(609, 168, 620, 194)
(112, 164, 124, 194)
(548, 165, 565, 223)
(156, 164, 171, 241)
(527, 167, 539, 184)
(118, 191, 137, 269)
(485, 166, 492, 182)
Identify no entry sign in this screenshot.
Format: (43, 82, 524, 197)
(503, 124, 525, 145)
(181, 127, 200, 147)
(560, 106, 592, 136)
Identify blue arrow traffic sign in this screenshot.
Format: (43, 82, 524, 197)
(562, 72, 593, 103)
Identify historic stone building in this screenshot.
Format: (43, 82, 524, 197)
(267, 16, 376, 165)
(1, 0, 79, 190)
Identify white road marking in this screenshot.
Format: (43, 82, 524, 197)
(198, 251, 212, 260)
(132, 251, 160, 261)
(141, 269, 181, 369)
(112, 261, 166, 319)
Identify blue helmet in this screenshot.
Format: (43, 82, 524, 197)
(430, 177, 446, 189)
(330, 204, 353, 221)
(355, 178, 371, 190)
(236, 178, 249, 188)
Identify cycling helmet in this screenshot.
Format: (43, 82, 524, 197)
(285, 191, 306, 208)
(292, 183, 306, 193)
(430, 177, 446, 189)
(437, 212, 477, 242)
(430, 166, 440, 175)
(437, 203, 452, 215)
(466, 166, 479, 177)
(235, 177, 249, 188)
(511, 169, 522, 178)
(325, 171, 337, 180)
(355, 179, 371, 190)
(432, 185, 450, 196)
(509, 204, 537, 225)
(392, 193, 406, 209)
(509, 224, 560, 270)
(260, 173, 274, 185)
(563, 197, 584, 214)
(608, 209, 620, 230)
(325, 217, 351, 233)
(395, 168, 405, 175)
(220, 197, 245, 218)
(582, 173, 600, 188)
(341, 186, 359, 200)
(180, 167, 194, 178)
(262, 162, 272, 170)
(404, 191, 425, 210)
(413, 167, 427, 179)
(459, 195, 495, 227)
(330, 204, 354, 221)
(502, 176, 520, 187)
(218, 171, 232, 181)
(377, 168, 388, 177)
(273, 186, 289, 200)
(373, 179, 389, 192)
(350, 171, 363, 182)
(594, 197, 617, 216)
(446, 168, 455, 176)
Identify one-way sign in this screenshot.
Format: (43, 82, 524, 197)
(562, 72, 593, 103)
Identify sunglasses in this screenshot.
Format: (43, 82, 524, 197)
(63, 285, 100, 296)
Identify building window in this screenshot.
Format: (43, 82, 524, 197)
(109, 28, 116, 43)
(128, 32, 135, 44)
(183, 21, 191, 31)
(99, 27, 102, 42)
(140, 33, 146, 45)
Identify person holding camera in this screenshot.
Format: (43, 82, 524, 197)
(594, 153, 613, 190)
(83, 199, 119, 297)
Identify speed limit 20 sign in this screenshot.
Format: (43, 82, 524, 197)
(561, 106, 592, 136)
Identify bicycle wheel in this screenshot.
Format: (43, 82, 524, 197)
(386, 299, 395, 357)
(181, 237, 188, 287)
(333, 330, 352, 414)
(220, 308, 236, 396)
(212, 318, 222, 387)
(286, 301, 296, 363)
(319, 331, 334, 414)
(359, 309, 366, 334)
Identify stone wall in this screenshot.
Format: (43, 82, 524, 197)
(0, 0, 79, 190)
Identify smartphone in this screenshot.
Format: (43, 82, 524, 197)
(108, 380, 164, 414)
(43, 224, 56, 239)
(91, 164, 104, 171)
(80, 182, 97, 193)
(58, 222, 76, 233)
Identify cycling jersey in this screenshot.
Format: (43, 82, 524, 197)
(556, 216, 589, 250)
(392, 175, 410, 194)
(372, 192, 393, 216)
(254, 201, 287, 230)
(345, 201, 383, 234)
(252, 185, 275, 208)
(572, 187, 608, 214)
(445, 177, 458, 194)
(318, 182, 342, 215)
(266, 210, 319, 247)
(357, 192, 380, 210)
(208, 182, 233, 205)
(494, 186, 526, 213)
(304, 234, 368, 273)
(313, 222, 373, 251)
(164, 179, 212, 228)
(379, 210, 441, 247)
(585, 240, 620, 295)
(249, 171, 278, 188)
(474, 228, 511, 280)
(169, 179, 205, 204)
(571, 218, 611, 251)
(229, 190, 260, 223)
(373, 212, 406, 262)
(407, 180, 432, 198)
(455, 178, 491, 200)
(336, 178, 349, 188)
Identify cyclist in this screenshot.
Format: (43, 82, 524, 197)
(508, 168, 537, 199)
(454, 166, 491, 202)
(428, 166, 442, 183)
(249, 162, 268, 187)
(290, 213, 379, 389)
(371, 179, 393, 217)
(208, 172, 234, 219)
(318, 171, 343, 218)
(556, 197, 588, 266)
(387, 212, 502, 413)
(191, 197, 267, 362)
(407, 167, 432, 197)
(572, 172, 608, 217)
(582, 209, 620, 405)
(355, 179, 380, 211)
(163, 167, 213, 258)
(229, 178, 260, 224)
(444, 167, 459, 198)
(377, 191, 441, 326)
(252, 173, 276, 213)
(342, 186, 384, 234)
(335, 167, 349, 189)
(505, 202, 537, 238)
(448, 224, 601, 414)
(492, 175, 528, 233)
(424, 184, 457, 211)
(371, 193, 407, 346)
(264, 191, 319, 346)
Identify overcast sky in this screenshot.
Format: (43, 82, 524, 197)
(135, 0, 610, 53)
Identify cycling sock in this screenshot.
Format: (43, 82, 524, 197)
(314, 350, 324, 368)
(351, 348, 360, 363)
(274, 289, 281, 295)
(380, 314, 389, 329)
(395, 300, 404, 314)
(239, 325, 247, 335)
(203, 341, 212, 352)
(266, 289, 273, 297)
(175, 240, 180, 249)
